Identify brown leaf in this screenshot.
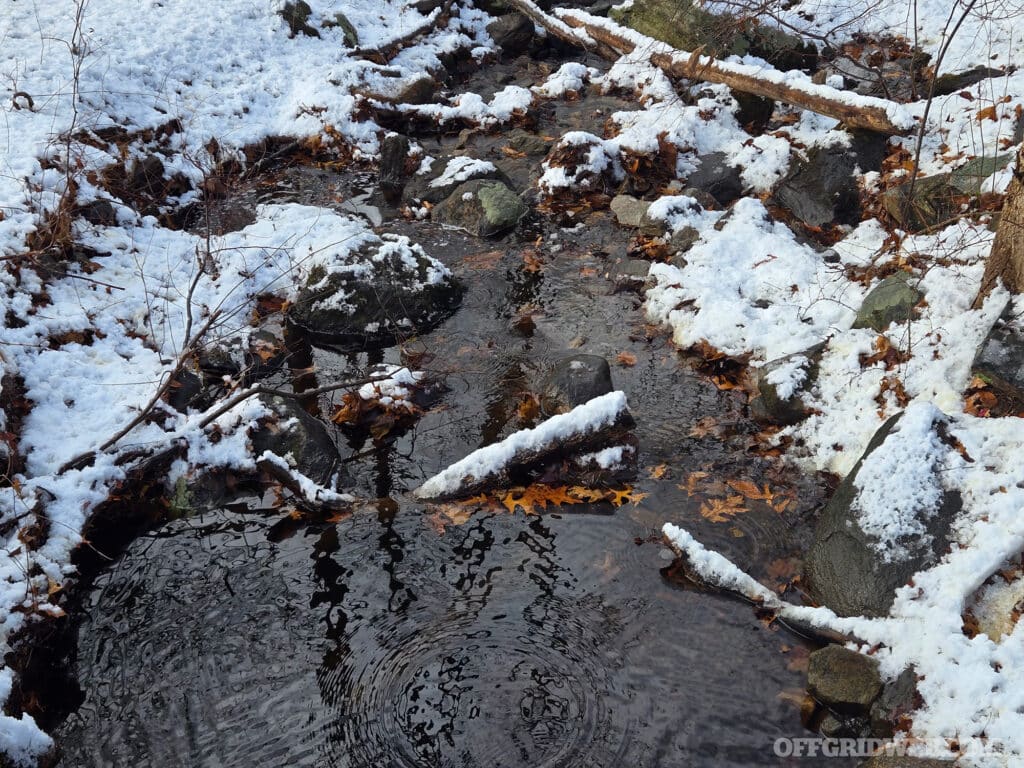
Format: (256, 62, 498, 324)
(977, 105, 998, 121)
(699, 495, 747, 523)
(616, 351, 637, 367)
(647, 463, 668, 480)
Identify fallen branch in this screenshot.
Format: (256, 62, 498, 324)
(256, 451, 354, 511)
(415, 391, 634, 500)
(510, 1, 913, 135)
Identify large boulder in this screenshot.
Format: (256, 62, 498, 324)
(403, 156, 507, 206)
(378, 133, 411, 203)
(288, 235, 462, 346)
(973, 302, 1024, 395)
(803, 407, 962, 617)
(431, 179, 527, 237)
(486, 12, 535, 56)
(772, 135, 887, 228)
(683, 152, 744, 206)
(540, 354, 614, 415)
(610, 0, 816, 70)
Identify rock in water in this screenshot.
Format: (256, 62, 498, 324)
(807, 645, 883, 714)
(288, 234, 462, 347)
(540, 354, 614, 415)
(403, 156, 506, 206)
(379, 133, 411, 203)
(431, 179, 527, 237)
(251, 396, 342, 487)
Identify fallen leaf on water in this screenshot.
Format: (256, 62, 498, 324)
(616, 351, 637, 367)
(726, 479, 774, 501)
(462, 249, 503, 270)
(680, 470, 710, 497)
(647, 463, 668, 480)
(688, 416, 719, 438)
(522, 249, 543, 272)
(699, 495, 747, 523)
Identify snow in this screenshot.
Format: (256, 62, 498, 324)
(357, 364, 424, 410)
(416, 391, 629, 498)
(429, 156, 497, 187)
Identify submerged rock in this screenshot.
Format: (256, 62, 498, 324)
(803, 409, 962, 617)
(251, 395, 341, 487)
(807, 645, 883, 714)
(431, 179, 527, 237)
(540, 354, 614, 415)
(288, 235, 462, 346)
(853, 272, 922, 332)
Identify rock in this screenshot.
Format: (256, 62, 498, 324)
(610, 259, 652, 293)
(772, 134, 887, 228)
(931, 65, 1006, 96)
(251, 396, 341, 487)
(948, 152, 1015, 196)
(165, 368, 203, 413)
(431, 179, 527, 237)
(78, 199, 118, 226)
(861, 758, 955, 768)
(973, 302, 1024, 396)
(733, 91, 774, 134)
(682, 186, 717, 210)
(279, 0, 319, 38)
(819, 712, 869, 739)
(198, 339, 245, 379)
(379, 133, 411, 203)
(807, 645, 883, 714)
(413, 0, 444, 11)
(669, 225, 700, 254)
(246, 329, 287, 378)
(880, 174, 963, 232)
(486, 12, 535, 55)
(683, 152, 744, 206)
(752, 344, 824, 425)
(288, 239, 463, 346)
(803, 411, 962, 617)
(396, 74, 437, 105)
(853, 272, 923, 332)
(129, 155, 167, 199)
(507, 129, 552, 157)
(404, 156, 506, 206)
(540, 354, 614, 415)
(610, 0, 815, 70)
(322, 11, 358, 47)
(870, 667, 918, 738)
(610, 195, 651, 228)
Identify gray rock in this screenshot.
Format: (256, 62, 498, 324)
(486, 12, 535, 55)
(870, 667, 918, 738)
(507, 129, 552, 157)
(973, 302, 1024, 395)
(733, 91, 774, 133)
(251, 396, 341, 487)
(853, 272, 923, 332)
(78, 199, 118, 226)
(610, 259, 652, 293)
(682, 187, 717, 210)
(165, 368, 203, 413)
(129, 155, 167, 199)
(803, 411, 962, 617)
(379, 133, 411, 203)
(669, 225, 700, 254)
(948, 152, 1015, 196)
(280, 0, 319, 37)
(431, 179, 527, 237)
(288, 241, 463, 346)
(396, 74, 437, 105)
(684, 152, 744, 206)
(198, 339, 245, 379)
(752, 344, 824, 425)
(880, 175, 962, 232)
(819, 712, 869, 739)
(322, 11, 359, 46)
(404, 156, 506, 206)
(807, 645, 883, 714)
(610, 195, 651, 228)
(540, 354, 614, 415)
(772, 135, 887, 228)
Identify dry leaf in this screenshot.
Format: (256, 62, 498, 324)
(648, 463, 668, 480)
(616, 351, 637, 367)
(699, 495, 747, 523)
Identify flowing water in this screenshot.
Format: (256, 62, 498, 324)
(53, 54, 850, 768)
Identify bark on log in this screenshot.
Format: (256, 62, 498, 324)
(503, 0, 912, 136)
(974, 146, 1024, 307)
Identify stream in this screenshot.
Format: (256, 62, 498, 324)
(53, 52, 849, 768)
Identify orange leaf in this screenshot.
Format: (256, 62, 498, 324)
(699, 495, 747, 523)
(616, 351, 637, 367)
(648, 463, 668, 480)
(977, 105, 998, 122)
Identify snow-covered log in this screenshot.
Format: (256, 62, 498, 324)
(414, 391, 634, 500)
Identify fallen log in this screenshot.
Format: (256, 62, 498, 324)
(414, 391, 635, 500)
(502, 0, 913, 135)
(353, 0, 456, 64)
